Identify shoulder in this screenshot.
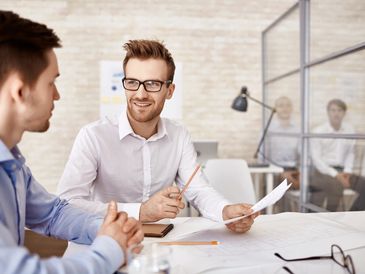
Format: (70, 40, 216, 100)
(342, 122, 355, 133)
(312, 122, 327, 133)
(268, 119, 280, 131)
(78, 116, 118, 140)
(161, 118, 192, 144)
(162, 118, 190, 134)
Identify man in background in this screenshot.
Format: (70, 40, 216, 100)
(58, 39, 258, 233)
(0, 11, 143, 274)
(310, 99, 365, 211)
(267, 96, 300, 189)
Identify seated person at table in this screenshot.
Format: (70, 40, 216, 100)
(58, 39, 258, 233)
(266, 96, 300, 189)
(0, 11, 143, 274)
(310, 99, 365, 211)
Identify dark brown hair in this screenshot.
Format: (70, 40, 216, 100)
(122, 40, 175, 81)
(0, 11, 61, 88)
(327, 99, 347, 112)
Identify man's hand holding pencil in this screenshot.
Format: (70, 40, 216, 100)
(139, 186, 185, 223)
(139, 165, 200, 223)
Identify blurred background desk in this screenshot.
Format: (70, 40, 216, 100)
(249, 164, 284, 214)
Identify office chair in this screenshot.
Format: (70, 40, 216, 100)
(204, 159, 256, 204)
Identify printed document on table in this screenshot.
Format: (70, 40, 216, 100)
(163, 179, 292, 239)
(174, 212, 365, 273)
(223, 179, 291, 224)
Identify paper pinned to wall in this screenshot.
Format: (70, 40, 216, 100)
(99, 61, 125, 119)
(99, 61, 183, 120)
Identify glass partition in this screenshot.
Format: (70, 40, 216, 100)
(265, 73, 301, 127)
(310, 0, 365, 60)
(265, 5, 300, 81)
(262, 0, 365, 213)
(309, 50, 365, 134)
(307, 137, 365, 212)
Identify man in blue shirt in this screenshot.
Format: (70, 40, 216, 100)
(0, 11, 144, 274)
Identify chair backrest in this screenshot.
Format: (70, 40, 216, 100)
(193, 140, 218, 165)
(204, 159, 256, 204)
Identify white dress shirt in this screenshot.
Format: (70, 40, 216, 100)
(266, 119, 299, 168)
(58, 110, 229, 221)
(311, 122, 355, 177)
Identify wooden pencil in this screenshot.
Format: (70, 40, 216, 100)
(177, 164, 201, 200)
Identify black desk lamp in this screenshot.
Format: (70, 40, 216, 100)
(231, 86, 276, 159)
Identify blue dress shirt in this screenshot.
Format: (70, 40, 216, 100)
(0, 140, 124, 274)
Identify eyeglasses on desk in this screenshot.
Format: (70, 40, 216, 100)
(275, 244, 355, 274)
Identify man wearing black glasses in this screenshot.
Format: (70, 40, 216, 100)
(58, 39, 259, 233)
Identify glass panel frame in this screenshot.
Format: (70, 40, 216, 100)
(262, 0, 365, 213)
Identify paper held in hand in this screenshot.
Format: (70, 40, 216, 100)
(223, 179, 292, 224)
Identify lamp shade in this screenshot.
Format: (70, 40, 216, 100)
(230, 86, 276, 160)
(231, 86, 248, 112)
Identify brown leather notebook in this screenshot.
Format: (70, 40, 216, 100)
(142, 223, 174, 238)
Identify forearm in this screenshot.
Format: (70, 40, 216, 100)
(312, 158, 338, 177)
(28, 200, 103, 245)
(66, 198, 142, 220)
(344, 151, 355, 174)
(0, 236, 123, 274)
(177, 130, 229, 221)
(63, 198, 111, 216)
(186, 186, 229, 222)
(311, 140, 337, 177)
(311, 147, 337, 177)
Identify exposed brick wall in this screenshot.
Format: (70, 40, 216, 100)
(5, 0, 364, 193)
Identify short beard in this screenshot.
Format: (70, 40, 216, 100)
(127, 102, 165, 123)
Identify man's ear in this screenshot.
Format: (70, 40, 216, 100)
(166, 83, 175, 100)
(5, 73, 30, 104)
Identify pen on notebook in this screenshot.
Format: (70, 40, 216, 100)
(159, 241, 219, 246)
(177, 164, 201, 200)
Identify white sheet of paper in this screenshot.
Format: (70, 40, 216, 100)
(174, 213, 365, 273)
(163, 217, 221, 240)
(223, 179, 292, 224)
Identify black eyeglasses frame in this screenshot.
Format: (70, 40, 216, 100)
(122, 77, 172, 93)
(274, 244, 355, 274)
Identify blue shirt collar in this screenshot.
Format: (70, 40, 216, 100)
(0, 141, 14, 162)
(0, 139, 25, 167)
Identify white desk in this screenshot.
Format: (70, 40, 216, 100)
(249, 164, 284, 214)
(64, 211, 365, 274)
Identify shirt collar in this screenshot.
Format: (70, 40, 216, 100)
(153, 118, 168, 141)
(0, 140, 14, 162)
(118, 109, 168, 141)
(271, 118, 296, 129)
(326, 121, 345, 133)
(0, 139, 25, 167)
(118, 110, 135, 140)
